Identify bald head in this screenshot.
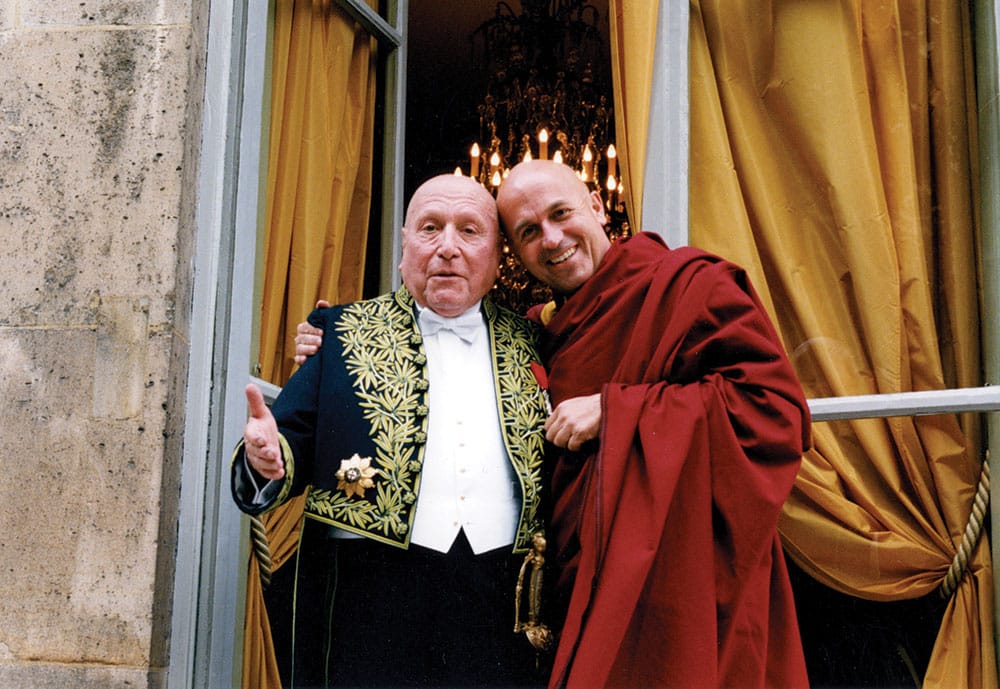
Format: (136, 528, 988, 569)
(399, 174, 502, 316)
(405, 174, 498, 231)
(497, 160, 590, 207)
(496, 160, 610, 294)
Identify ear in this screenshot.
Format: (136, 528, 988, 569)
(588, 190, 608, 224)
(398, 226, 408, 273)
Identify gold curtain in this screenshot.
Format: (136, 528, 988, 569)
(688, 1, 993, 688)
(243, 1, 377, 687)
(242, 495, 307, 689)
(607, 0, 657, 233)
(257, 0, 377, 386)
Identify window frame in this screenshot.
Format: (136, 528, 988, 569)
(173, 0, 1000, 685)
(975, 0, 1000, 651)
(168, 1, 407, 687)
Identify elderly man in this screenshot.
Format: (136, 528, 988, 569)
(233, 174, 549, 688)
(495, 160, 811, 689)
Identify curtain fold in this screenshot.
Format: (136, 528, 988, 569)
(688, 1, 993, 687)
(244, 1, 377, 687)
(607, 0, 657, 234)
(257, 0, 376, 387)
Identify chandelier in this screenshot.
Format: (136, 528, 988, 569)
(455, 0, 630, 313)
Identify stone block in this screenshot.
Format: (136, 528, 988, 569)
(0, 661, 162, 689)
(0, 0, 12, 31)
(93, 296, 150, 419)
(23, 0, 192, 28)
(0, 326, 169, 666)
(0, 26, 190, 328)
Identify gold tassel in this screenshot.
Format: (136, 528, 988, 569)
(514, 532, 554, 653)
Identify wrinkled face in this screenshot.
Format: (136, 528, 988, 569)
(497, 161, 611, 294)
(399, 175, 501, 317)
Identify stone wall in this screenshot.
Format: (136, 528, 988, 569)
(0, 0, 202, 685)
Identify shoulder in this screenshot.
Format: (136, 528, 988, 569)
(484, 298, 541, 339)
(625, 232, 724, 271)
(627, 233, 749, 288)
(307, 290, 414, 330)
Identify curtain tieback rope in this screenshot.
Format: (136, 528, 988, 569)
(940, 450, 991, 599)
(250, 514, 274, 588)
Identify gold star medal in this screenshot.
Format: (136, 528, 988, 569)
(335, 454, 378, 498)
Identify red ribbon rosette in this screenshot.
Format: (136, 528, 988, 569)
(530, 362, 552, 414)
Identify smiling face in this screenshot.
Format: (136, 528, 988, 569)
(398, 174, 501, 317)
(496, 160, 611, 294)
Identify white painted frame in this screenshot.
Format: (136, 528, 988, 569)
(642, 0, 689, 249)
(168, 1, 407, 686)
(975, 0, 1000, 662)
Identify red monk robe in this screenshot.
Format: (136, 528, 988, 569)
(536, 232, 811, 689)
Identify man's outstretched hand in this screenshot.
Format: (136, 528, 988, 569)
(243, 383, 284, 480)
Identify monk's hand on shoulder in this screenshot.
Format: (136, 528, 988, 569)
(545, 393, 602, 451)
(293, 299, 329, 365)
(243, 384, 285, 480)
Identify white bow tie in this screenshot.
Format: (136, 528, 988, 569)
(418, 309, 483, 343)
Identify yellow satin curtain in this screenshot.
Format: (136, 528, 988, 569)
(686, 1, 994, 688)
(607, 0, 657, 233)
(243, 1, 377, 688)
(257, 0, 377, 386)
(242, 495, 307, 689)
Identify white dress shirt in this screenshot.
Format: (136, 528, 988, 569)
(409, 302, 520, 554)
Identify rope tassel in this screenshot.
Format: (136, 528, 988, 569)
(250, 514, 274, 588)
(940, 450, 991, 599)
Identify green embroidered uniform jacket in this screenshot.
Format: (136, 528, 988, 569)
(232, 288, 549, 553)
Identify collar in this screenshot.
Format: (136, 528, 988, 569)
(417, 302, 485, 343)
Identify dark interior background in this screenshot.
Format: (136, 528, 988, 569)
(404, 0, 611, 199)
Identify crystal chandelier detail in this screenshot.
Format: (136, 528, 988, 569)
(463, 1, 622, 204)
(456, 0, 630, 313)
